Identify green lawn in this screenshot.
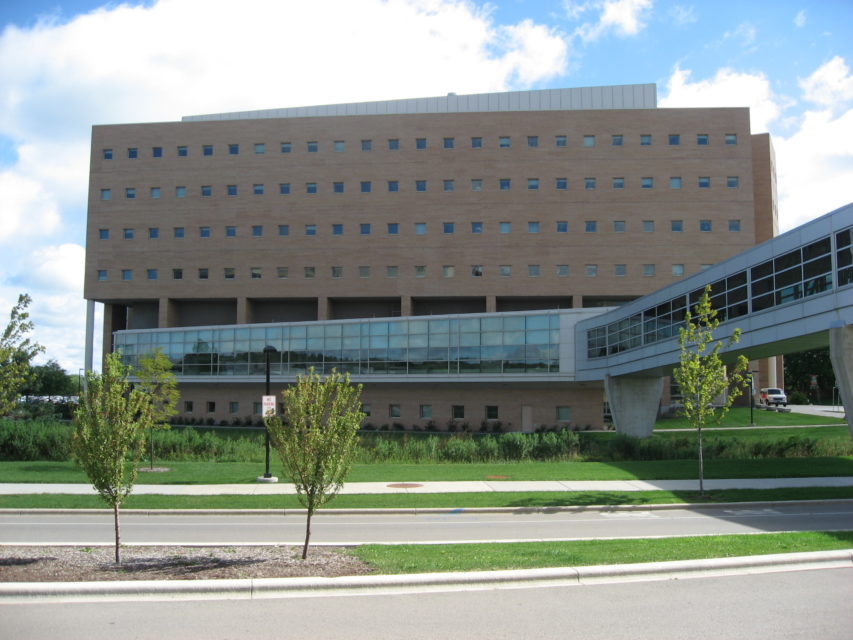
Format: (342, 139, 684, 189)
(352, 531, 853, 574)
(654, 407, 846, 429)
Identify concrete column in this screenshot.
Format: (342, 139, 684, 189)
(158, 297, 176, 328)
(400, 295, 412, 317)
(828, 325, 853, 438)
(236, 298, 251, 324)
(486, 296, 496, 313)
(604, 374, 664, 439)
(572, 296, 583, 309)
(84, 300, 95, 376)
(317, 296, 328, 321)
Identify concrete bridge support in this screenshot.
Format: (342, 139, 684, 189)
(828, 325, 853, 438)
(604, 374, 664, 439)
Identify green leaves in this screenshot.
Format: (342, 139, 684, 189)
(0, 294, 44, 416)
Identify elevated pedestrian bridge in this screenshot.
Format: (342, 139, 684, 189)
(576, 203, 853, 437)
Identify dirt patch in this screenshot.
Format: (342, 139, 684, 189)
(138, 467, 171, 473)
(0, 546, 373, 582)
(485, 475, 510, 480)
(386, 483, 423, 488)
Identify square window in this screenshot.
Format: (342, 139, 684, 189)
(305, 224, 316, 236)
(229, 401, 239, 415)
(252, 225, 263, 237)
(331, 266, 343, 278)
(641, 177, 653, 189)
(177, 145, 188, 157)
(199, 226, 210, 238)
(419, 404, 432, 419)
(277, 267, 288, 279)
(360, 181, 371, 193)
(278, 224, 289, 236)
(443, 137, 454, 149)
(611, 134, 623, 146)
(527, 135, 538, 148)
(555, 177, 567, 190)
(388, 138, 399, 150)
(670, 176, 682, 189)
(499, 136, 511, 148)
(253, 184, 264, 195)
(414, 265, 426, 278)
(125, 187, 136, 199)
(361, 403, 371, 416)
(585, 264, 598, 277)
(612, 177, 624, 189)
(499, 265, 512, 277)
(471, 222, 483, 234)
(103, 148, 113, 160)
(127, 147, 138, 159)
(528, 221, 540, 233)
(584, 177, 596, 190)
(443, 265, 455, 278)
(100, 188, 111, 200)
(98, 228, 109, 240)
(387, 223, 398, 235)
(174, 227, 185, 238)
(121, 269, 132, 281)
(387, 180, 399, 192)
(672, 264, 685, 277)
(486, 405, 499, 420)
(556, 221, 568, 233)
(585, 221, 597, 233)
(729, 219, 741, 232)
(640, 134, 652, 146)
(254, 143, 265, 154)
(183, 400, 193, 413)
(643, 264, 656, 277)
(671, 220, 683, 232)
(280, 142, 292, 153)
(228, 143, 239, 155)
(225, 184, 237, 196)
(333, 140, 345, 152)
(198, 268, 208, 280)
(471, 265, 483, 277)
(613, 220, 625, 232)
(527, 178, 539, 190)
(699, 220, 712, 232)
(583, 135, 595, 147)
(148, 227, 159, 239)
(224, 267, 235, 279)
(359, 266, 370, 278)
(279, 183, 291, 195)
(415, 222, 427, 235)
(386, 266, 399, 278)
(471, 137, 483, 149)
(555, 135, 567, 147)
(668, 134, 680, 146)
(389, 404, 401, 418)
(725, 133, 737, 145)
(225, 226, 236, 237)
(443, 222, 455, 234)
(304, 266, 316, 278)
(556, 406, 571, 422)
(306, 182, 317, 194)
(528, 264, 540, 277)
(415, 180, 427, 192)
(500, 222, 511, 234)
(452, 405, 465, 419)
(206, 401, 216, 413)
(441, 179, 454, 192)
(415, 138, 427, 150)
(643, 220, 655, 232)
(152, 146, 162, 158)
(614, 264, 626, 276)
(499, 178, 511, 190)
(698, 176, 711, 188)
(150, 187, 160, 199)
(697, 134, 709, 145)
(556, 264, 569, 277)
(361, 139, 372, 151)
(360, 223, 371, 235)
(97, 269, 107, 281)
(470, 179, 483, 191)
(203, 145, 213, 156)
(172, 268, 183, 279)
(201, 185, 212, 197)
(727, 176, 739, 188)
(332, 223, 343, 235)
(123, 228, 134, 239)
(307, 141, 318, 152)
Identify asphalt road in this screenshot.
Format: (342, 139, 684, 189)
(4, 568, 851, 639)
(2, 502, 852, 545)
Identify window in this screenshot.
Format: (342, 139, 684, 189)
(585, 264, 598, 277)
(415, 180, 427, 192)
(443, 265, 455, 278)
(668, 134, 680, 145)
(642, 220, 655, 232)
(419, 404, 432, 419)
(148, 227, 159, 239)
(556, 265, 569, 277)
(389, 404, 401, 418)
(527, 135, 538, 148)
(670, 176, 682, 189)
(306, 182, 317, 194)
(360, 223, 371, 235)
(331, 266, 343, 278)
(359, 266, 370, 278)
(127, 147, 138, 159)
(611, 134, 623, 146)
(699, 220, 712, 232)
(727, 176, 739, 188)
(415, 138, 427, 150)
(279, 183, 290, 195)
(172, 268, 183, 279)
(183, 400, 193, 413)
(452, 405, 465, 419)
(248, 184, 262, 196)
(500, 222, 511, 234)
(555, 177, 567, 190)
(277, 267, 288, 279)
(725, 133, 737, 145)
(555, 135, 567, 147)
(584, 177, 596, 190)
(640, 134, 652, 146)
(443, 137, 454, 149)
(229, 402, 239, 415)
(527, 221, 540, 233)
(613, 220, 625, 232)
(177, 145, 188, 157)
(199, 226, 210, 238)
(696, 134, 709, 145)
(386, 266, 399, 278)
(471, 136, 482, 149)
(471, 222, 483, 234)
(556, 221, 568, 233)
(333, 140, 344, 152)
(305, 224, 316, 236)
(698, 176, 711, 188)
(103, 148, 113, 160)
(228, 143, 239, 155)
(485, 405, 499, 420)
(254, 143, 265, 154)
(224, 267, 235, 279)
(203, 145, 213, 156)
(414, 265, 426, 278)
(121, 269, 132, 281)
(672, 264, 685, 277)
(614, 264, 626, 276)
(152, 146, 162, 158)
(612, 177, 624, 189)
(150, 187, 160, 199)
(387, 223, 398, 235)
(585, 221, 597, 233)
(583, 135, 595, 147)
(201, 185, 212, 197)
(97, 269, 107, 281)
(528, 264, 540, 277)
(643, 264, 656, 277)
(98, 228, 109, 240)
(278, 224, 289, 236)
(443, 179, 454, 192)
(304, 266, 315, 278)
(729, 219, 741, 232)
(388, 138, 399, 150)
(361, 403, 371, 417)
(499, 265, 512, 277)
(100, 188, 111, 200)
(499, 136, 511, 148)
(360, 181, 371, 193)
(443, 222, 454, 234)
(641, 177, 653, 189)
(471, 179, 483, 191)
(361, 139, 372, 151)
(206, 402, 216, 414)
(671, 220, 683, 232)
(387, 180, 399, 192)
(280, 142, 291, 153)
(123, 228, 134, 239)
(415, 222, 426, 235)
(471, 265, 483, 277)
(174, 227, 184, 238)
(556, 406, 571, 422)
(332, 223, 343, 235)
(307, 141, 318, 152)
(125, 187, 136, 199)
(252, 225, 263, 237)
(527, 178, 539, 190)
(198, 268, 208, 280)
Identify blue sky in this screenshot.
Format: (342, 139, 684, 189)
(0, 0, 851, 372)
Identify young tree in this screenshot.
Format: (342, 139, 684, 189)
(265, 368, 364, 559)
(72, 352, 153, 563)
(25, 360, 77, 398)
(0, 294, 44, 416)
(673, 285, 749, 496)
(134, 348, 179, 469)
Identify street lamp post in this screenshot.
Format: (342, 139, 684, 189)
(257, 345, 279, 483)
(749, 371, 758, 426)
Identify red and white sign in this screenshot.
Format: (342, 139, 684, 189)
(262, 395, 277, 417)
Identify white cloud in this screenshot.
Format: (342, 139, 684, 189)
(671, 4, 697, 25)
(723, 21, 757, 49)
(15, 243, 85, 293)
(799, 56, 853, 110)
(0, 170, 61, 244)
(794, 9, 806, 28)
(571, 0, 653, 41)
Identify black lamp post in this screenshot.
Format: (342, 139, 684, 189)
(749, 371, 758, 426)
(262, 345, 278, 479)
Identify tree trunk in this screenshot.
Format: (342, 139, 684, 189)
(698, 426, 705, 496)
(113, 502, 121, 564)
(302, 506, 313, 560)
(149, 427, 155, 470)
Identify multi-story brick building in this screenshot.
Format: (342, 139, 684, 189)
(84, 84, 778, 429)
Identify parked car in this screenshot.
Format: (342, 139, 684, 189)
(759, 387, 788, 407)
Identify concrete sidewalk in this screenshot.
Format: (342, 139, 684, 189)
(2, 476, 853, 495)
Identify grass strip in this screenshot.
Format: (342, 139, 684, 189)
(653, 407, 846, 429)
(351, 530, 853, 574)
(2, 486, 852, 510)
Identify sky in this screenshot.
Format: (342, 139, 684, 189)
(0, 0, 851, 374)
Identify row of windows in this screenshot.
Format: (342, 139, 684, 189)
(100, 219, 742, 241)
(98, 262, 702, 282)
(104, 132, 738, 160)
(99, 175, 740, 200)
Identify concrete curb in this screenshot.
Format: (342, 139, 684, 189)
(1, 550, 850, 603)
(2, 498, 853, 517)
